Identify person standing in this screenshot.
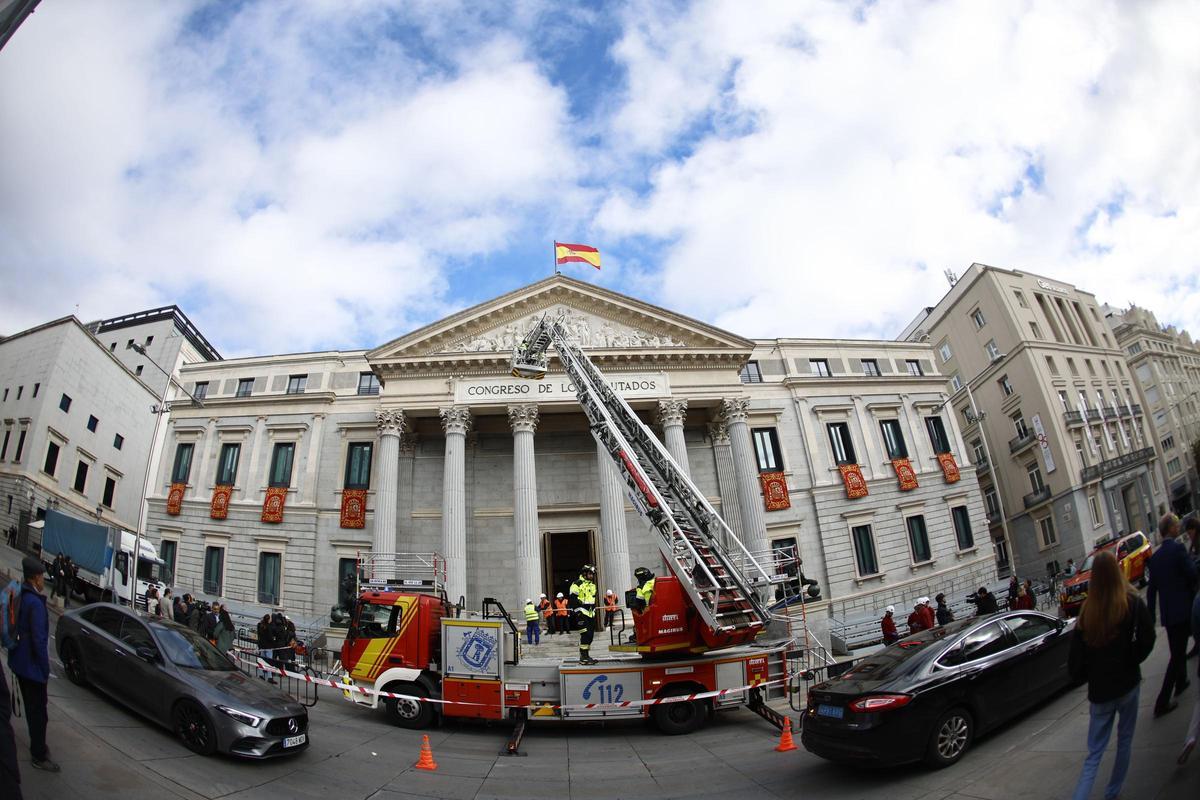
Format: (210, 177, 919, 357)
(1147, 513, 1198, 717)
(907, 600, 930, 635)
(918, 597, 935, 629)
(1064, 558, 1078, 577)
(523, 599, 540, 645)
(974, 586, 999, 616)
(1013, 585, 1035, 610)
(8, 557, 58, 772)
(603, 590, 619, 628)
(214, 605, 235, 655)
(552, 593, 568, 635)
(935, 593, 955, 626)
(1068, 550, 1154, 800)
(537, 593, 552, 635)
(160, 588, 175, 622)
(881, 606, 899, 644)
(569, 564, 598, 665)
(1007, 575, 1020, 609)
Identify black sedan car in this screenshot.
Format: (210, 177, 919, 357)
(802, 610, 1073, 768)
(56, 603, 309, 758)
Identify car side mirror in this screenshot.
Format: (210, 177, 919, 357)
(1055, 618, 1066, 632)
(135, 646, 158, 663)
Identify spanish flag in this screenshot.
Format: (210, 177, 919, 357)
(555, 241, 601, 270)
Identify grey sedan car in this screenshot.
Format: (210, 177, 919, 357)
(56, 603, 309, 758)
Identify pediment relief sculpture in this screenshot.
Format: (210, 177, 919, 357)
(445, 306, 686, 354)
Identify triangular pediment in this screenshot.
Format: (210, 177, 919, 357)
(368, 276, 753, 365)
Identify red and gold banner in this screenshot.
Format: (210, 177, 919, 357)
(937, 453, 961, 484)
(759, 471, 791, 511)
(210, 485, 232, 520)
(262, 487, 287, 523)
(838, 464, 869, 499)
(340, 489, 368, 529)
(166, 482, 185, 515)
(892, 457, 919, 491)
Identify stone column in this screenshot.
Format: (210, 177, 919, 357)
(196, 417, 218, 490)
(373, 409, 406, 565)
(302, 413, 325, 503)
(722, 398, 768, 557)
(596, 438, 632, 593)
(244, 415, 268, 501)
(509, 404, 541, 607)
(656, 398, 691, 475)
(440, 406, 471, 605)
(709, 420, 745, 548)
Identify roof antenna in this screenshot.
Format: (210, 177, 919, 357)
(944, 269, 959, 287)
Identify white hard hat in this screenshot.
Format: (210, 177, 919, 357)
(606, 589, 614, 595)
(556, 592, 564, 598)
(526, 598, 532, 604)
(885, 605, 895, 614)
(539, 593, 547, 598)
(918, 596, 930, 605)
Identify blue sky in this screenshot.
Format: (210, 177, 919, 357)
(2, 0, 1199, 357)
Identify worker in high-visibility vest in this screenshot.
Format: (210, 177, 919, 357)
(569, 564, 599, 665)
(603, 589, 619, 628)
(552, 593, 569, 635)
(522, 598, 540, 645)
(633, 567, 655, 610)
(537, 593, 552, 635)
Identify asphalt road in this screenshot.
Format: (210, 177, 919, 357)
(7, 613, 1199, 800)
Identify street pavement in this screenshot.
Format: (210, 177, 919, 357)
(2, 554, 1197, 798)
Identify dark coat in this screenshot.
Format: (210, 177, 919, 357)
(8, 582, 49, 683)
(881, 614, 898, 643)
(936, 603, 955, 626)
(1147, 537, 1198, 628)
(975, 592, 999, 615)
(1068, 593, 1155, 703)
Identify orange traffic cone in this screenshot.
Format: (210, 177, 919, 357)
(774, 720, 798, 752)
(415, 734, 439, 771)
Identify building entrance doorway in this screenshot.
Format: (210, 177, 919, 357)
(1120, 483, 1145, 534)
(543, 530, 596, 600)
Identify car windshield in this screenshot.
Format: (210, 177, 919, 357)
(153, 624, 237, 671)
(840, 621, 972, 681)
(1080, 544, 1117, 573)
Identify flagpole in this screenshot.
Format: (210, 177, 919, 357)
(552, 240, 559, 275)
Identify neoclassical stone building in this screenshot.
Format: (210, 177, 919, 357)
(147, 276, 996, 627)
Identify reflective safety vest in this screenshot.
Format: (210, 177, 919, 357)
(604, 595, 618, 612)
(554, 599, 569, 616)
(538, 599, 552, 618)
(523, 603, 539, 622)
(572, 578, 597, 617)
(636, 578, 655, 605)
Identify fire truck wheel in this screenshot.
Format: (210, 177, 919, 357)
(651, 687, 707, 735)
(383, 682, 434, 729)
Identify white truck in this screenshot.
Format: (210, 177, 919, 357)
(38, 508, 170, 606)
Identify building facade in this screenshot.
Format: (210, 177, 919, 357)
(146, 276, 995, 629)
(903, 264, 1165, 580)
(1105, 304, 1200, 516)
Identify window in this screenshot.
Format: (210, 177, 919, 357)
(102, 476, 116, 508)
(84, 606, 126, 638)
(949, 373, 962, 392)
(144, 335, 153, 346)
(59, 393, 72, 412)
(1046, 356, 1059, 376)
(827, 422, 856, 465)
(861, 359, 880, 377)
(344, 442, 374, 489)
(951, 506, 974, 550)
(1161, 435, 1176, 451)
(0, 430, 8, 460)
(1057, 390, 1070, 411)
(1006, 615, 1057, 644)
(999, 375, 1014, 396)
(1014, 290, 1028, 308)
(357, 372, 380, 395)
(269, 442, 295, 487)
(1, 389, 6, 401)
(87, 415, 99, 432)
(1027, 463, 1045, 493)
(336, 557, 358, 611)
(203, 547, 224, 595)
(286, 374, 307, 394)
(1012, 413, 1029, 438)
(44, 441, 60, 476)
(1128, 343, 1142, 356)
(258, 552, 282, 605)
(984, 340, 1001, 361)
(1101, 361, 1111, 377)
(1067, 358, 1078, 376)
(739, 361, 763, 383)
(126, 339, 134, 348)
(216, 443, 241, 485)
(938, 342, 953, 363)
(906, 515, 932, 563)
(809, 359, 831, 377)
(171, 443, 194, 484)
(1029, 322, 1043, 340)
(1167, 457, 1182, 475)
(135, 365, 144, 376)
(984, 489, 1000, 519)
(113, 433, 124, 450)
(925, 416, 951, 454)
(1088, 492, 1102, 527)
(879, 419, 908, 459)
(1038, 516, 1058, 547)
(971, 308, 986, 329)
(109, 342, 117, 352)
(235, 378, 254, 397)
(16, 386, 22, 399)
(905, 360, 923, 376)
(851, 524, 879, 576)
(971, 439, 985, 463)
(73, 461, 89, 493)
(14, 430, 26, 462)
(193, 382, 209, 401)
(1146, 386, 1160, 405)
(160, 540, 177, 578)
(941, 622, 1012, 666)
(1085, 359, 1096, 377)
(752, 428, 783, 472)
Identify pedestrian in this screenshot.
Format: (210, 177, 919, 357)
(174, 592, 188, 622)
(1180, 590, 1200, 765)
(935, 593, 955, 626)
(1147, 512, 1198, 717)
(1023, 579, 1037, 608)
(0, 656, 21, 800)
(62, 557, 75, 608)
(145, 585, 160, 617)
(1064, 558, 1078, 577)
(1013, 585, 1035, 610)
(49, 553, 64, 603)
(160, 588, 175, 622)
(974, 586, 999, 616)
(881, 605, 899, 644)
(214, 604, 235, 655)
(199, 603, 218, 641)
(187, 599, 202, 631)
(603, 590, 619, 628)
(1007, 575, 1020, 608)
(918, 597, 935, 629)
(8, 556, 59, 772)
(537, 593, 552, 635)
(569, 564, 598, 665)
(523, 598, 540, 645)
(907, 600, 930, 635)
(1067, 550, 1155, 800)
(553, 592, 568, 635)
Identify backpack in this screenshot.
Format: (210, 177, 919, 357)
(1, 579, 23, 650)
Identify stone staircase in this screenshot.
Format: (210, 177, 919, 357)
(515, 626, 624, 663)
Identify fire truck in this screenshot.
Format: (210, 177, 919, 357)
(337, 314, 818, 747)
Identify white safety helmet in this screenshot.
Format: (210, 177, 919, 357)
(539, 593, 547, 598)
(526, 598, 532, 604)
(556, 592, 564, 598)
(606, 589, 614, 595)
(918, 596, 930, 606)
(885, 605, 895, 614)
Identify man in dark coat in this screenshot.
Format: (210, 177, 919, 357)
(8, 557, 58, 772)
(1148, 513, 1199, 717)
(974, 586, 1000, 616)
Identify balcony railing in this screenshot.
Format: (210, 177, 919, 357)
(1009, 430, 1037, 454)
(1086, 409, 1103, 422)
(1063, 410, 1084, 426)
(1130, 403, 1142, 416)
(1023, 485, 1052, 509)
(974, 455, 990, 473)
(1080, 446, 1156, 484)
(986, 509, 1002, 525)
(1103, 407, 1119, 419)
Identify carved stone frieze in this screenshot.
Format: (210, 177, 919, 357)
(446, 306, 685, 355)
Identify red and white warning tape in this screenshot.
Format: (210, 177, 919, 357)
(234, 650, 783, 711)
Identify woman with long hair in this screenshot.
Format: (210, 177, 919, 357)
(1068, 550, 1155, 800)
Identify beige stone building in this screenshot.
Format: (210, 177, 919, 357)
(903, 264, 1164, 579)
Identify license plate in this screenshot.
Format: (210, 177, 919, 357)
(817, 704, 844, 719)
(283, 734, 307, 748)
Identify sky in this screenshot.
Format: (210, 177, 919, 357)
(2, 0, 1199, 357)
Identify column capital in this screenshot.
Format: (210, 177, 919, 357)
(376, 408, 407, 437)
(439, 406, 473, 436)
(708, 421, 731, 446)
(720, 397, 751, 425)
(656, 398, 688, 428)
(508, 404, 540, 434)
(398, 433, 419, 456)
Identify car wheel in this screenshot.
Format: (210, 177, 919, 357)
(173, 700, 218, 755)
(925, 706, 973, 768)
(651, 687, 707, 735)
(60, 639, 89, 687)
(383, 682, 434, 729)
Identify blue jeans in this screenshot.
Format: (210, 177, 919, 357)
(525, 620, 540, 645)
(1072, 685, 1139, 800)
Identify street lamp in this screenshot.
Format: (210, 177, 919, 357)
(938, 354, 1015, 577)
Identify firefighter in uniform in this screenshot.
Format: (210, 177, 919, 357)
(569, 564, 598, 665)
(627, 566, 656, 643)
